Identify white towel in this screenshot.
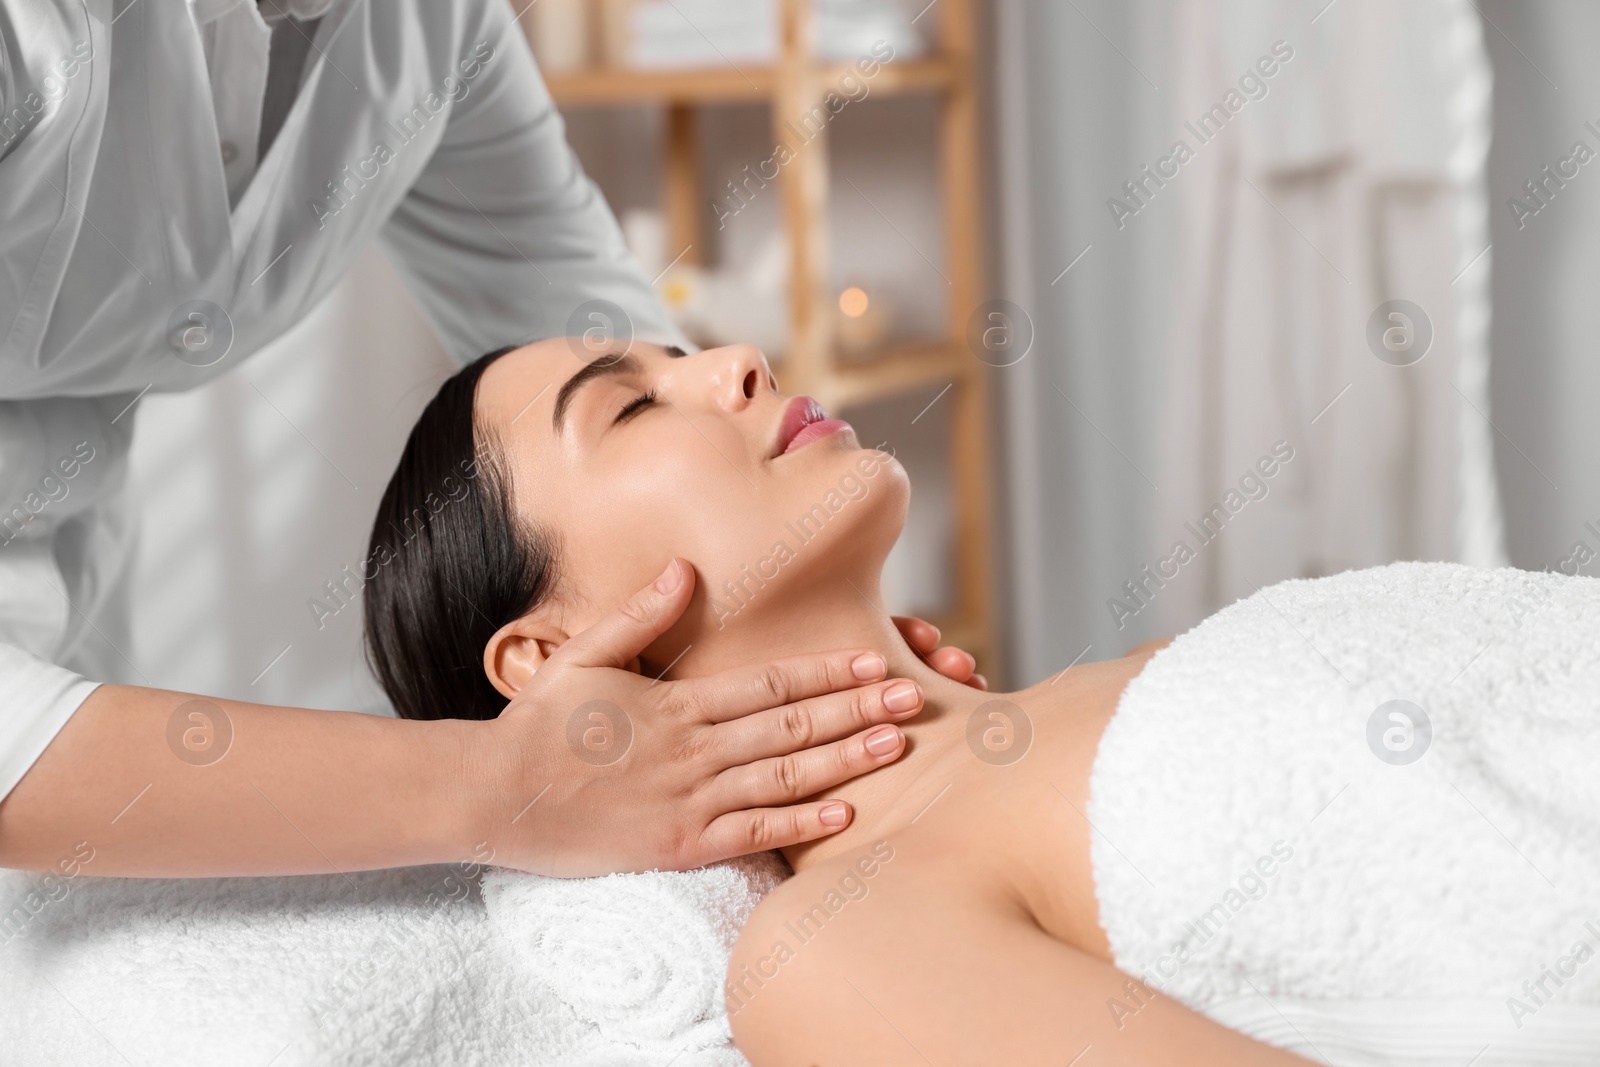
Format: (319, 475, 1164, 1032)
(0, 852, 789, 1065)
(625, 0, 926, 68)
(480, 852, 789, 1063)
(0, 864, 499, 1065)
(1090, 561, 1600, 1064)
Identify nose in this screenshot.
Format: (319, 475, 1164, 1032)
(703, 343, 777, 413)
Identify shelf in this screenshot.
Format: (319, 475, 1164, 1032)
(530, 0, 994, 679)
(812, 341, 971, 411)
(546, 57, 957, 107)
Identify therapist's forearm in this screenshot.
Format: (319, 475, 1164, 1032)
(0, 684, 485, 877)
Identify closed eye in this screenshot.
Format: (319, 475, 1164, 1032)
(614, 390, 657, 425)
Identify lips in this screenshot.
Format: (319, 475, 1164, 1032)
(774, 396, 851, 456)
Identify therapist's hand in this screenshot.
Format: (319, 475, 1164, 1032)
(894, 615, 987, 691)
(474, 558, 934, 877)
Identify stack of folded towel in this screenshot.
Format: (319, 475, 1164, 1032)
(625, 0, 926, 68)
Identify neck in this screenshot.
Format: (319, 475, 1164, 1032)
(663, 568, 997, 873)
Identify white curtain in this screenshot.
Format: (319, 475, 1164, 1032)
(990, 0, 1528, 686)
(1479, 0, 1600, 573)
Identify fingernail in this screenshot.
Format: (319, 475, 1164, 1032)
(819, 801, 849, 827)
(654, 560, 682, 595)
(851, 652, 886, 681)
(864, 725, 901, 757)
(883, 680, 921, 714)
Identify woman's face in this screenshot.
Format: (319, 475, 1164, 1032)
(474, 338, 909, 658)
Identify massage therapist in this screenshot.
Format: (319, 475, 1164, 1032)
(0, 0, 979, 878)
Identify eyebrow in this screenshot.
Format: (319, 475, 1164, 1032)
(549, 345, 688, 433)
(552, 351, 640, 432)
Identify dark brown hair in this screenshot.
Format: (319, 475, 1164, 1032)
(362, 346, 559, 720)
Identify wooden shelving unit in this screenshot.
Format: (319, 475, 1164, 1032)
(541, 0, 993, 667)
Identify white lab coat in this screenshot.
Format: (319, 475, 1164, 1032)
(0, 0, 674, 798)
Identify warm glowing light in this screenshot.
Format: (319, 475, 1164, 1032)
(839, 286, 870, 318)
(661, 277, 693, 307)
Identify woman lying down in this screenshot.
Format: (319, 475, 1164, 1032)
(363, 338, 1600, 1066)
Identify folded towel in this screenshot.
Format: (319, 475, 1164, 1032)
(0, 864, 498, 1066)
(626, 0, 926, 68)
(0, 849, 789, 1065)
(482, 852, 789, 1061)
(1090, 561, 1600, 1064)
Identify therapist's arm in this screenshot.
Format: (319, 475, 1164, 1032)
(0, 560, 925, 877)
(376, 0, 681, 357)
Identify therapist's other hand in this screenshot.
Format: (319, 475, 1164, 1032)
(474, 558, 924, 877)
(893, 615, 987, 691)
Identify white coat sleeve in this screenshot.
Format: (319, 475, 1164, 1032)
(0, 642, 100, 801)
(378, 0, 685, 363)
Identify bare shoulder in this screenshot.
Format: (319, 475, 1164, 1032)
(726, 839, 902, 1044)
(726, 831, 1314, 1067)
(1124, 635, 1175, 661)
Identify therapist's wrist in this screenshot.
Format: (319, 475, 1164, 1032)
(446, 705, 568, 874)
(417, 715, 508, 867)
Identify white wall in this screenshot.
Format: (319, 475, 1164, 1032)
(127, 249, 455, 712)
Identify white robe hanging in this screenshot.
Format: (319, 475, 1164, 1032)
(1150, 0, 1505, 634)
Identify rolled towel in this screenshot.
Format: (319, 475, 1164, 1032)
(1090, 561, 1600, 1064)
(481, 852, 789, 1058)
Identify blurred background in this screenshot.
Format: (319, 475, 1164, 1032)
(124, 0, 1600, 708)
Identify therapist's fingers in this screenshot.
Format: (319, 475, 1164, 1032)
(709, 724, 908, 815)
(695, 801, 856, 862)
(893, 615, 942, 655)
(712, 677, 923, 768)
(926, 646, 985, 689)
(893, 615, 986, 689)
(675, 646, 893, 725)
(555, 558, 693, 670)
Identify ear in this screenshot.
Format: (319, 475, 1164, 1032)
(483, 614, 569, 699)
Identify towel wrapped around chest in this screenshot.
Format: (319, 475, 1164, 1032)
(1089, 562, 1600, 1065)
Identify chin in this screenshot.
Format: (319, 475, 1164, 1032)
(697, 446, 908, 636)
